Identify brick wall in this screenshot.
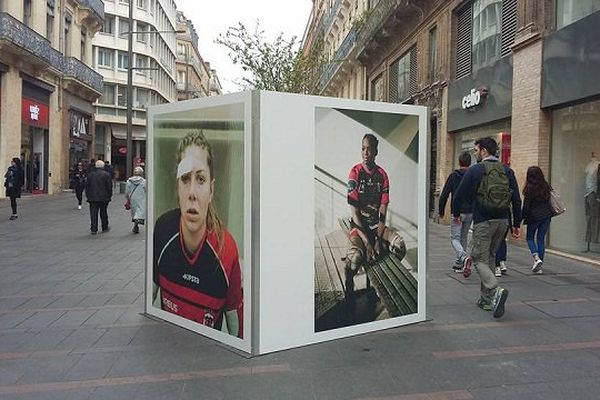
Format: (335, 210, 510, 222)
(510, 38, 552, 191)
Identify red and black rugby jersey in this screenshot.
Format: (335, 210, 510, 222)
(347, 163, 390, 229)
(153, 209, 242, 336)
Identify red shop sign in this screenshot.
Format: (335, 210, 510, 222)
(118, 146, 127, 155)
(22, 98, 49, 128)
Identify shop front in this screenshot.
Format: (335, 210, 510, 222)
(447, 57, 513, 166)
(110, 124, 146, 181)
(21, 81, 51, 194)
(542, 12, 600, 256)
(69, 109, 93, 169)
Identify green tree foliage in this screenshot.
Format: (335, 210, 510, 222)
(216, 22, 325, 94)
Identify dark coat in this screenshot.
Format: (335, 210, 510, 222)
(439, 168, 472, 215)
(70, 169, 87, 189)
(522, 194, 553, 224)
(4, 165, 24, 198)
(452, 158, 522, 228)
(85, 168, 112, 202)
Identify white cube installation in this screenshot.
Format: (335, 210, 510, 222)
(145, 91, 428, 355)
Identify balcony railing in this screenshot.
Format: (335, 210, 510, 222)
(0, 12, 63, 71)
(0, 13, 104, 94)
(318, 29, 357, 92)
(75, 0, 105, 22)
(63, 57, 104, 93)
(356, 0, 401, 50)
(322, 0, 343, 36)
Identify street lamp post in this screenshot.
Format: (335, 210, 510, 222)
(125, 4, 184, 179)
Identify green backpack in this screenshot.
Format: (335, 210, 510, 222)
(477, 161, 511, 211)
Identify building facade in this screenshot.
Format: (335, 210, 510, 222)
(0, 0, 104, 196)
(175, 11, 211, 100)
(92, 0, 177, 180)
(303, 0, 369, 99)
(305, 0, 600, 260)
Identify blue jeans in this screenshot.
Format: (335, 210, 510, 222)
(526, 218, 551, 261)
(450, 213, 472, 265)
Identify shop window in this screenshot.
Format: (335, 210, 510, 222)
(102, 15, 114, 34)
(550, 99, 600, 254)
(389, 46, 417, 103)
(95, 126, 106, 160)
(97, 48, 113, 67)
(556, 0, 600, 29)
(100, 84, 115, 105)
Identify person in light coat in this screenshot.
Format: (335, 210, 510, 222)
(125, 166, 146, 234)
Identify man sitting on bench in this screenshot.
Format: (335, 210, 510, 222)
(345, 133, 406, 300)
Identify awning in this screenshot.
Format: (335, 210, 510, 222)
(110, 124, 146, 140)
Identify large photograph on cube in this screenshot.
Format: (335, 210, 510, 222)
(151, 103, 245, 339)
(315, 107, 419, 332)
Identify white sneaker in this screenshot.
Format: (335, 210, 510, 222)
(535, 268, 543, 275)
(499, 261, 507, 275)
(78, 205, 82, 210)
(532, 258, 543, 273)
(494, 267, 502, 277)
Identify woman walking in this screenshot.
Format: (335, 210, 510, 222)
(521, 166, 554, 274)
(125, 166, 146, 233)
(4, 158, 24, 220)
(71, 162, 87, 209)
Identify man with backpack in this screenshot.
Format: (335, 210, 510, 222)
(439, 151, 473, 273)
(452, 137, 521, 318)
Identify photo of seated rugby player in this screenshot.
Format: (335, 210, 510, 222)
(153, 131, 243, 338)
(345, 133, 407, 301)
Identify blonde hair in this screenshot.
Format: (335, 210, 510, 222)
(133, 166, 144, 176)
(176, 131, 224, 251)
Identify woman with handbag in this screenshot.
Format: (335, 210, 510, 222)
(521, 166, 554, 275)
(124, 166, 146, 233)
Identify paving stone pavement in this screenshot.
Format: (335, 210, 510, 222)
(0, 193, 600, 399)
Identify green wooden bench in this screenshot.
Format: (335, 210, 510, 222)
(338, 218, 418, 317)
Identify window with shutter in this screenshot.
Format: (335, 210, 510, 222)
(455, 3, 472, 79)
(500, 0, 517, 56)
(388, 46, 416, 103)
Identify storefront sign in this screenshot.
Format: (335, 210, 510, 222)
(70, 110, 91, 139)
(21, 98, 49, 128)
(118, 146, 127, 155)
(461, 87, 488, 110)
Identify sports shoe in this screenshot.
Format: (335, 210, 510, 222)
(9, 215, 17, 220)
(532, 259, 542, 273)
(132, 223, 139, 234)
(494, 267, 502, 277)
(476, 298, 492, 311)
(500, 261, 507, 275)
(535, 268, 543, 275)
(78, 205, 82, 210)
(91, 231, 97, 235)
(452, 264, 463, 273)
(492, 287, 509, 318)
(462, 256, 473, 278)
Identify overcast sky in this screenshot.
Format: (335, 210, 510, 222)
(174, 1, 313, 94)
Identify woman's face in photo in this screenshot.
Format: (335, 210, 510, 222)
(178, 145, 214, 235)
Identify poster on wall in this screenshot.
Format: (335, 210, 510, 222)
(314, 107, 420, 332)
(146, 96, 251, 352)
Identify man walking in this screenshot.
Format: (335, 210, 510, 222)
(85, 160, 112, 235)
(439, 151, 473, 273)
(452, 137, 521, 318)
